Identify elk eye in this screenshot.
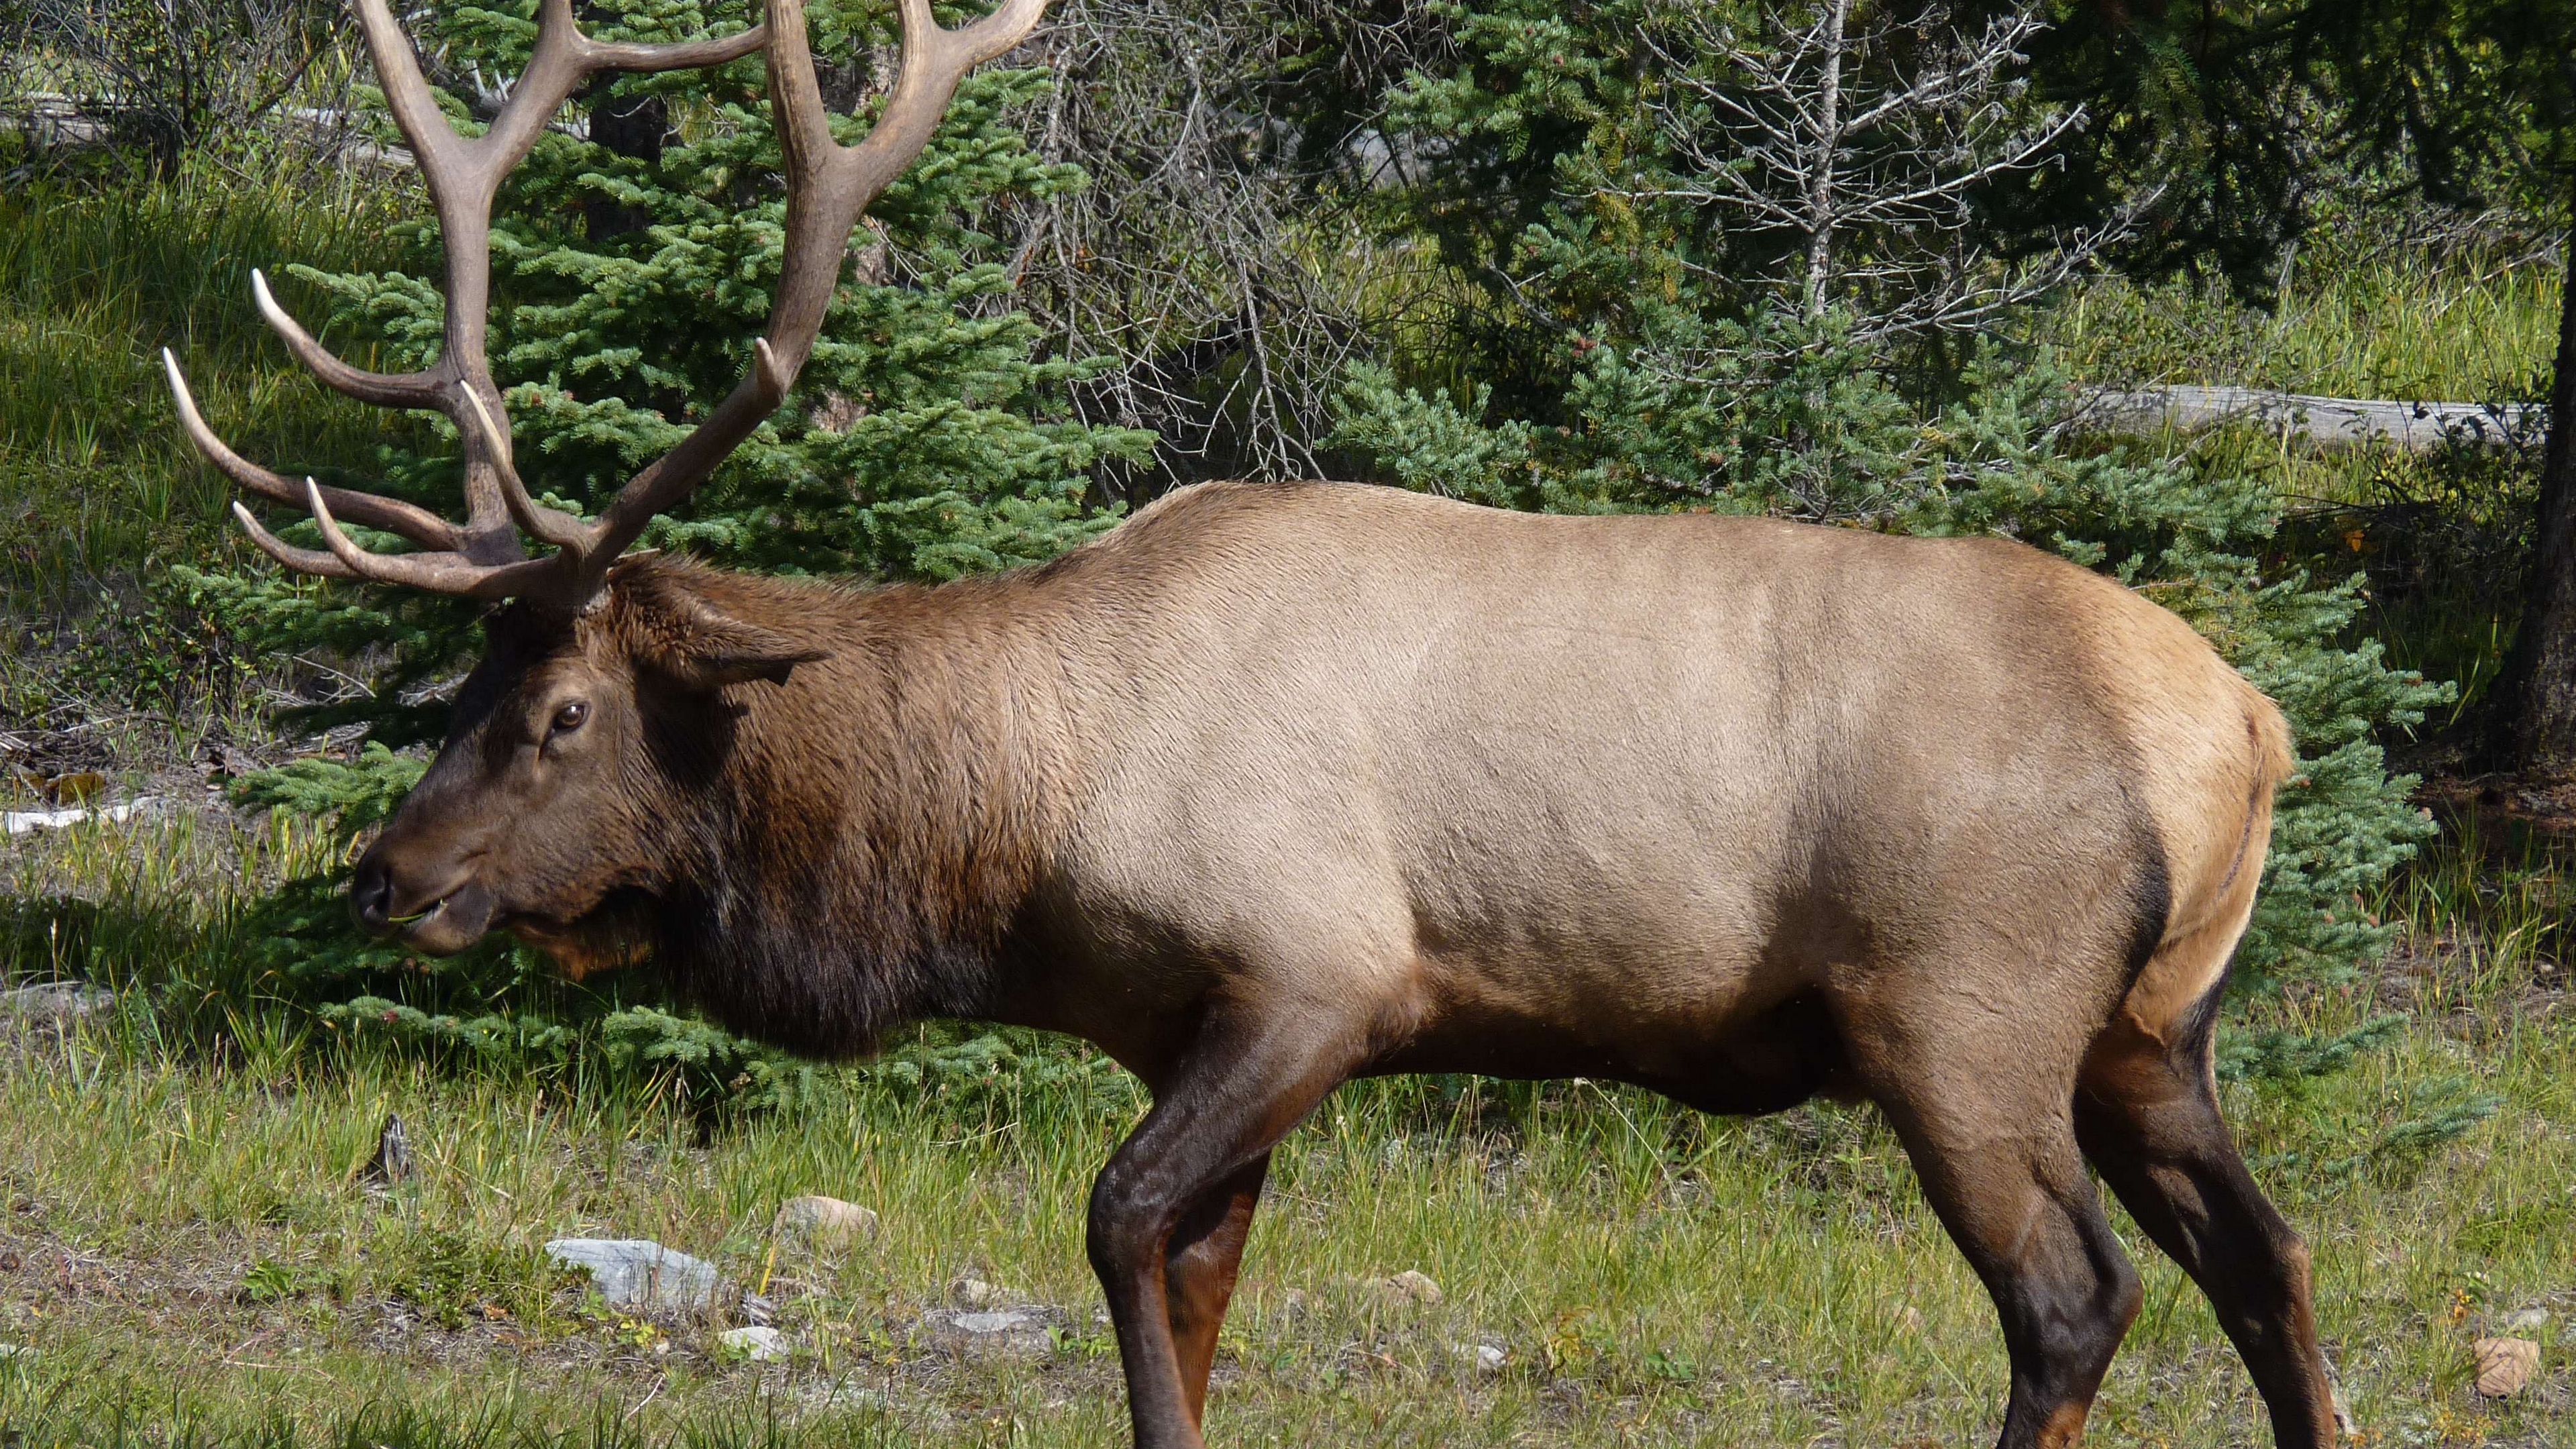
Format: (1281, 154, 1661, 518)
(549, 700, 590, 735)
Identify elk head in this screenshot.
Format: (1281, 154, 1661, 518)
(166, 0, 1051, 964)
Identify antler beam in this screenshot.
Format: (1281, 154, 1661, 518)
(174, 0, 1049, 608)
(572, 0, 1053, 580)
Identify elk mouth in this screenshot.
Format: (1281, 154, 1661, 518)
(390, 880, 498, 954)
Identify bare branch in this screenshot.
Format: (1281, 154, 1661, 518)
(1627, 0, 2125, 358)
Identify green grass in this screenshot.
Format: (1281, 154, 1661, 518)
(2039, 236, 2564, 733)
(0, 164, 415, 603)
(0, 806, 2569, 1446)
(2047, 240, 2561, 404)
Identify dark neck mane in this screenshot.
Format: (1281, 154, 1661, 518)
(635, 569, 1080, 1059)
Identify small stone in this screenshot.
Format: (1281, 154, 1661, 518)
(921, 1305, 1053, 1361)
(775, 1195, 877, 1249)
(544, 1238, 722, 1309)
(950, 1275, 1008, 1308)
(718, 1325, 792, 1362)
(1382, 1270, 1442, 1306)
(1451, 1342, 1505, 1376)
(2473, 1336, 2540, 1399)
(1, 798, 156, 836)
(2502, 1307, 2551, 1334)
(364, 1114, 415, 1185)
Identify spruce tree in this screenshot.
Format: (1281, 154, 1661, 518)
(179, 0, 1149, 1104)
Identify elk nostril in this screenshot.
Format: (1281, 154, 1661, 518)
(351, 858, 395, 934)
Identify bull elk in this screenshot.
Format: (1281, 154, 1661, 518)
(164, 1, 2341, 1444)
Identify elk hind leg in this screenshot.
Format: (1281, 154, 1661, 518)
(2076, 1010, 2337, 1449)
(1855, 1020, 2141, 1448)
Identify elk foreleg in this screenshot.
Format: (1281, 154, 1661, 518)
(1088, 1020, 1351, 1449)
(1167, 1154, 1271, 1425)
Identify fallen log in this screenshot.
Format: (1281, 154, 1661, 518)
(2088, 384, 2544, 451)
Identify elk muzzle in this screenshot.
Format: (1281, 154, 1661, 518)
(352, 839, 498, 954)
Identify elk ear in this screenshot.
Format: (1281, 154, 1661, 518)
(657, 625, 830, 691)
(620, 568, 830, 692)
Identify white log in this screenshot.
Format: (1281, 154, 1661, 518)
(2087, 384, 2543, 452)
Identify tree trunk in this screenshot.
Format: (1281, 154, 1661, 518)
(582, 87, 669, 242)
(2497, 197, 2576, 775)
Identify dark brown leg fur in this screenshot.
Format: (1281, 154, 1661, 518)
(1088, 1021, 1350, 1449)
(2076, 1017, 2338, 1449)
(1837, 970, 2143, 1449)
(1167, 1155, 1270, 1428)
(1883, 1102, 2143, 1448)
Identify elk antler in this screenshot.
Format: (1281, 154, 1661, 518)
(169, 0, 1051, 608)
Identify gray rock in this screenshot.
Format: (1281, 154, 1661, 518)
(800, 1383, 888, 1413)
(719, 1325, 792, 1362)
(776, 1195, 878, 1248)
(1381, 1269, 1442, 1306)
(0, 1343, 30, 1360)
(1, 798, 159, 836)
(0, 982, 113, 1030)
(949, 1275, 1010, 1308)
(544, 1238, 722, 1309)
(2503, 1306, 2551, 1334)
(920, 1305, 1054, 1361)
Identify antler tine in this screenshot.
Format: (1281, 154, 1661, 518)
(222, 468, 567, 600)
(472, 0, 769, 203)
(301, 478, 575, 601)
(570, 0, 1053, 585)
(165, 349, 462, 552)
(855, 0, 1056, 199)
(251, 270, 448, 411)
(455, 384, 592, 550)
(578, 4, 769, 73)
(231, 501, 363, 580)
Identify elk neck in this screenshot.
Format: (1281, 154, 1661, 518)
(635, 561, 1098, 1059)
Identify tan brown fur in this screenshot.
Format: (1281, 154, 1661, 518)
(349, 481, 2334, 1449)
